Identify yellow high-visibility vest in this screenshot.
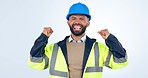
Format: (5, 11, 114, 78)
(28, 42, 128, 78)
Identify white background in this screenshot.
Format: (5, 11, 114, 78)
(0, 0, 148, 78)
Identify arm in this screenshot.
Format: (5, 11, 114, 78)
(105, 34, 126, 58)
(30, 33, 48, 57)
(98, 29, 126, 58)
(28, 27, 53, 70)
(98, 29, 128, 69)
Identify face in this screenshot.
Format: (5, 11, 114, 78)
(67, 14, 90, 36)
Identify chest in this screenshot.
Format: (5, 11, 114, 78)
(66, 42, 85, 65)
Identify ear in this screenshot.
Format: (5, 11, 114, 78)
(86, 22, 90, 27)
(67, 21, 70, 26)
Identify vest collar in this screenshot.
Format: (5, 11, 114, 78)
(58, 35, 96, 46)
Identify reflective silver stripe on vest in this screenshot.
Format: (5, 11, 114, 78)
(43, 54, 49, 69)
(30, 56, 43, 63)
(113, 55, 127, 63)
(49, 43, 68, 77)
(86, 42, 103, 72)
(30, 54, 49, 69)
(104, 51, 112, 68)
(105, 51, 127, 68)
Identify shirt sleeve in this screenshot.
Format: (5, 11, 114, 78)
(105, 34, 126, 58)
(28, 33, 50, 70)
(30, 33, 49, 57)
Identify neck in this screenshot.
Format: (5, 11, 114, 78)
(71, 33, 85, 41)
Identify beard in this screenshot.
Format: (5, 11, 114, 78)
(70, 24, 87, 36)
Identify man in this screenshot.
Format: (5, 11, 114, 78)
(28, 2, 128, 78)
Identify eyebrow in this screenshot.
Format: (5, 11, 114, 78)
(70, 16, 86, 19)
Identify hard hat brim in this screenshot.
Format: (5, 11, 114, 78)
(66, 13, 91, 21)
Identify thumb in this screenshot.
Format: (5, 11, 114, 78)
(98, 31, 103, 36)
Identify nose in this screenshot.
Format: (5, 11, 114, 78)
(73, 19, 81, 25)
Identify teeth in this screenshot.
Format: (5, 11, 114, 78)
(75, 26, 81, 28)
(74, 26, 81, 30)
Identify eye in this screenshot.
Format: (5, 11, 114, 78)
(70, 17, 76, 20)
(79, 18, 84, 20)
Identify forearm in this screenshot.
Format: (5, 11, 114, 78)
(30, 33, 48, 57)
(105, 34, 126, 58)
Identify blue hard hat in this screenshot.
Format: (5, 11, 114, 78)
(66, 2, 91, 21)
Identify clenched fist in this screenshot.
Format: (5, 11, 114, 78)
(42, 27, 53, 37)
(98, 29, 110, 39)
